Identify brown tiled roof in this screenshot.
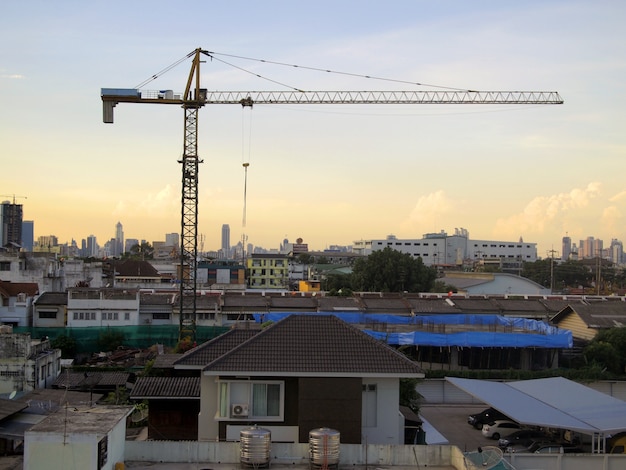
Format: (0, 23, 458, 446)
(114, 260, 160, 277)
(222, 293, 268, 310)
(0, 398, 27, 421)
(493, 299, 550, 315)
(131, 376, 200, 399)
(203, 314, 424, 377)
(174, 329, 259, 367)
(0, 280, 39, 297)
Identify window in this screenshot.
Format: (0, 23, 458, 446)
(0, 261, 10, 271)
(39, 311, 57, 319)
(219, 380, 284, 420)
(153, 313, 170, 320)
(124, 312, 130, 321)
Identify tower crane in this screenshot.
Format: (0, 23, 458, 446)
(101, 47, 563, 343)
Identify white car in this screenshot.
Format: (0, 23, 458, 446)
(482, 420, 521, 440)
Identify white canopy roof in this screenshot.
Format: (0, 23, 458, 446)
(446, 376, 626, 436)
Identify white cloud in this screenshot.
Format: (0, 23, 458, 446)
(493, 182, 602, 238)
(402, 190, 457, 232)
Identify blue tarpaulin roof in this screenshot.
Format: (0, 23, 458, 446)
(252, 312, 572, 349)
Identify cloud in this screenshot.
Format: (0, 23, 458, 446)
(0, 74, 25, 79)
(609, 190, 626, 202)
(493, 182, 602, 237)
(402, 190, 456, 230)
(601, 205, 623, 236)
(113, 185, 178, 218)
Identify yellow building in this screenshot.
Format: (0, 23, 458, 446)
(247, 253, 288, 289)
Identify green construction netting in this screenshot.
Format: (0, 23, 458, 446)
(13, 325, 229, 354)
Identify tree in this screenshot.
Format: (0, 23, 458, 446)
(351, 247, 437, 293)
(584, 327, 626, 374)
(51, 334, 77, 359)
(97, 328, 125, 352)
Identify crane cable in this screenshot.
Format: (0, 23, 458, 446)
(241, 104, 253, 229)
(206, 50, 475, 92)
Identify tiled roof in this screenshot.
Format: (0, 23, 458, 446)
(0, 398, 27, 421)
(406, 298, 458, 314)
(268, 295, 318, 310)
(52, 371, 131, 389)
(203, 314, 424, 377)
(0, 281, 39, 297)
(114, 260, 161, 277)
(553, 302, 626, 329)
(131, 376, 200, 399)
(360, 296, 411, 313)
(174, 329, 259, 367)
(33, 291, 68, 305)
(153, 353, 182, 369)
(317, 296, 362, 311)
(450, 298, 500, 313)
(222, 293, 268, 309)
(493, 299, 550, 314)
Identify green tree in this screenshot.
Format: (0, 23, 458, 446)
(351, 247, 437, 293)
(399, 378, 421, 413)
(584, 327, 626, 374)
(51, 334, 77, 359)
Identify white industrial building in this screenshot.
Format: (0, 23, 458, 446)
(353, 228, 537, 270)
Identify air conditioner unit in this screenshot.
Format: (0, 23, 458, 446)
(231, 403, 249, 417)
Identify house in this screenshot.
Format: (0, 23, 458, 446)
(0, 328, 61, 393)
(132, 316, 424, 445)
(66, 287, 140, 327)
(551, 299, 626, 342)
(0, 280, 39, 327)
(32, 291, 67, 327)
(200, 315, 424, 445)
(247, 253, 289, 289)
(24, 404, 133, 470)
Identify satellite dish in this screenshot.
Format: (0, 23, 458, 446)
(465, 446, 504, 470)
(9, 391, 16, 399)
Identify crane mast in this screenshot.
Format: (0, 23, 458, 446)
(101, 48, 563, 343)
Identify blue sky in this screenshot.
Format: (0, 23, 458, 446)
(1, 1, 625, 256)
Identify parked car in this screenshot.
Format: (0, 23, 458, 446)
(498, 429, 551, 449)
(481, 420, 521, 440)
(534, 444, 584, 454)
(468, 407, 508, 430)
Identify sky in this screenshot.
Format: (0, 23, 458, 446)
(1, 1, 625, 257)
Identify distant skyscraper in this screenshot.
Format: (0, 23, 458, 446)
(87, 235, 98, 257)
(221, 224, 230, 252)
(561, 235, 571, 261)
(0, 200, 23, 248)
(115, 222, 124, 256)
(21, 220, 34, 251)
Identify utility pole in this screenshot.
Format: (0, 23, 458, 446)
(547, 248, 559, 293)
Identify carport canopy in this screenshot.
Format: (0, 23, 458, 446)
(446, 376, 626, 437)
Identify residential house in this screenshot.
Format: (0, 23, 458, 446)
(0, 280, 38, 327)
(132, 316, 425, 445)
(0, 328, 61, 393)
(32, 291, 67, 327)
(551, 299, 626, 343)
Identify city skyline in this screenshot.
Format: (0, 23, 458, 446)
(2, 2, 625, 257)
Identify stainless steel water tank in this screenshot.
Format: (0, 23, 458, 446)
(309, 427, 340, 468)
(240, 426, 271, 467)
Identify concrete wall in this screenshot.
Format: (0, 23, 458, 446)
(124, 441, 626, 470)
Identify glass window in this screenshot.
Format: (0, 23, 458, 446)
(218, 380, 283, 420)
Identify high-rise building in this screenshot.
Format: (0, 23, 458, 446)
(115, 222, 124, 256)
(0, 200, 23, 249)
(21, 220, 34, 251)
(221, 224, 230, 252)
(165, 232, 179, 248)
(561, 235, 571, 261)
(86, 235, 98, 257)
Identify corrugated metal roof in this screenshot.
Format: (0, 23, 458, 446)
(446, 376, 626, 435)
